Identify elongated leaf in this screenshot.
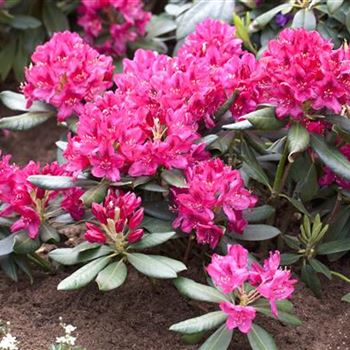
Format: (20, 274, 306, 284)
(342, 293, 350, 303)
(243, 205, 275, 223)
(309, 258, 332, 279)
(254, 306, 302, 326)
(39, 223, 60, 243)
(327, 0, 344, 13)
(301, 264, 321, 298)
(250, 4, 292, 30)
(317, 239, 350, 255)
(311, 134, 350, 181)
(0, 91, 50, 112)
(0, 255, 18, 282)
(0, 40, 16, 81)
(292, 9, 316, 30)
(199, 324, 233, 350)
(161, 169, 187, 188)
(247, 324, 277, 350)
(280, 253, 302, 265)
(152, 256, 187, 273)
(170, 311, 227, 334)
(176, 0, 235, 39)
(325, 114, 350, 133)
(146, 14, 176, 38)
(10, 15, 41, 29)
(230, 225, 280, 241)
(287, 123, 309, 162)
(0, 111, 54, 130)
(0, 234, 15, 257)
(126, 253, 177, 279)
(143, 201, 175, 221)
(246, 108, 285, 130)
(174, 277, 229, 303)
(80, 182, 109, 206)
(42, 0, 69, 36)
(253, 299, 294, 313)
(222, 119, 253, 130)
(13, 231, 40, 254)
(96, 260, 127, 291)
(28, 175, 75, 189)
(131, 232, 176, 249)
(233, 14, 256, 53)
(57, 256, 111, 290)
(142, 216, 173, 233)
(140, 182, 168, 193)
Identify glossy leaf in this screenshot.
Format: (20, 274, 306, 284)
(317, 239, 350, 255)
(309, 258, 332, 279)
(301, 264, 321, 298)
(199, 324, 233, 350)
(230, 225, 280, 241)
(96, 260, 127, 291)
(0, 234, 15, 257)
(327, 0, 344, 13)
(131, 232, 176, 249)
(292, 9, 316, 30)
(153, 256, 187, 273)
(243, 205, 275, 223)
(254, 306, 302, 326)
(161, 169, 188, 188)
(39, 223, 60, 243)
(0, 91, 50, 112)
(13, 231, 40, 254)
(287, 123, 309, 162)
(42, 0, 69, 36)
(57, 256, 111, 290)
(247, 324, 277, 350)
(246, 108, 285, 130)
(141, 216, 173, 233)
(143, 201, 175, 221)
(173, 277, 229, 303)
(250, 4, 292, 30)
(80, 182, 109, 206)
(222, 119, 253, 130)
(0, 111, 54, 130)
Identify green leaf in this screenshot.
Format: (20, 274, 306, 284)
(152, 256, 187, 273)
(283, 235, 302, 250)
(301, 264, 321, 298)
(0, 91, 50, 112)
(170, 311, 227, 334)
(252, 299, 294, 313)
(141, 216, 173, 233)
(130, 232, 176, 249)
(96, 260, 127, 291)
(14, 256, 33, 284)
(250, 4, 292, 30)
(57, 256, 111, 290)
(327, 0, 344, 13)
(0, 255, 18, 282)
(42, 0, 69, 36)
(173, 277, 229, 303)
(176, 0, 235, 39)
(13, 231, 40, 254)
(161, 169, 188, 188)
(243, 205, 275, 223)
(27, 175, 75, 189)
(222, 119, 253, 130)
(309, 258, 332, 279)
(143, 201, 175, 221)
(181, 332, 206, 345)
(247, 324, 278, 350)
(254, 306, 302, 326)
(0, 40, 16, 81)
(80, 182, 109, 207)
(325, 114, 350, 133)
(0, 234, 15, 257)
(126, 253, 178, 279)
(10, 15, 41, 29)
(342, 293, 350, 303)
(146, 14, 176, 38)
(233, 14, 256, 53)
(317, 239, 350, 255)
(229, 225, 280, 241)
(287, 123, 310, 162)
(39, 223, 60, 243)
(139, 182, 168, 193)
(246, 108, 285, 130)
(0, 111, 54, 130)
(280, 253, 302, 265)
(199, 324, 233, 350)
(292, 9, 316, 30)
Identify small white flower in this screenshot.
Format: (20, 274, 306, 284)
(63, 324, 76, 334)
(0, 333, 19, 350)
(56, 335, 76, 346)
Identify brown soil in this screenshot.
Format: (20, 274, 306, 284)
(1, 111, 350, 350)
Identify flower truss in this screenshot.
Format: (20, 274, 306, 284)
(172, 158, 257, 248)
(170, 245, 299, 350)
(77, 0, 151, 57)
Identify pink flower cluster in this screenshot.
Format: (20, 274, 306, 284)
(258, 29, 350, 132)
(22, 31, 114, 121)
(84, 189, 144, 245)
(207, 244, 297, 333)
(320, 144, 350, 189)
(65, 19, 258, 181)
(0, 153, 84, 239)
(172, 159, 257, 248)
(77, 0, 151, 57)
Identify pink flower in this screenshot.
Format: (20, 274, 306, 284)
(22, 31, 114, 121)
(61, 188, 85, 221)
(85, 222, 106, 244)
(207, 244, 250, 292)
(257, 28, 350, 130)
(172, 159, 257, 248)
(84, 189, 144, 246)
(220, 302, 256, 333)
(77, 0, 151, 57)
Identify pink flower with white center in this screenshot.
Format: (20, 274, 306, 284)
(257, 28, 350, 131)
(22, 31, 114, 121)
(220, 302, 256, 333)
(207, 244, 250, 293)
(77, 0, 151, 57)
(320, 144, 350, 189)
(172, 159, 257, 248)
(84, 189, 144, 247)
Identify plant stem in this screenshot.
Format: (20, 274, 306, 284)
(183, 234, 194, 263)
(331, 271, 350, 284)
(272, 140, 289, 197)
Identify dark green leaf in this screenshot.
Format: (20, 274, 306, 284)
(39, 223, 60, 243)
(250, 4, 292, 30)
(246, 108, 285, 130)
(229, 225, 280, 241)
(0, 40, 16, 81)
(301, 264, 321, 298)
(161, 169, 187, 188)
(309, 258, 332, 279)
(198, 324, 233, 350)
(80, 182, 109, 206)
(0, 255, 18, 282)
(13, 231, 40, 254)
(243, 205, 275, 223)
(130, 231, 176, 249)
(10, 15, 41, 29)
(317, 239, 350, 255)
(141, 216, 173, 233)
(254, 306, 302, 326)
(280, 253, 302, 265)
(222, 119, 253, 130)
(287, 123, 309, 162)
(42, 0, 69, 36)
(143, 201, 175, 221)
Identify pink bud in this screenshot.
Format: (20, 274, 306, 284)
(127, 228, 144, 244)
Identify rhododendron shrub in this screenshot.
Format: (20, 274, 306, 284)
(77, 0, 151, 57)
(170, 245, 299, 350)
